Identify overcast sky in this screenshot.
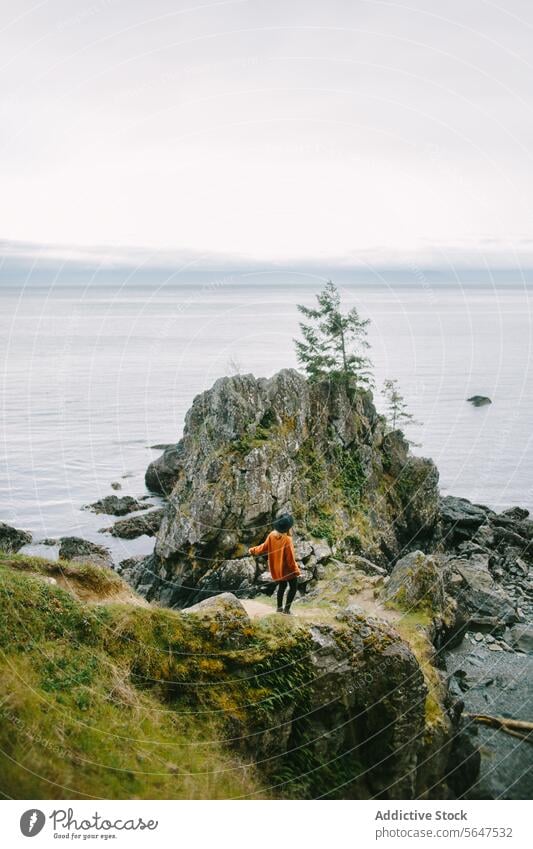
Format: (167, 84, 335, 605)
(1, 0, 532, 267)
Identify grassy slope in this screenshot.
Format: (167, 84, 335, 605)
(1, 552, 352, 800)
(0, 552, 449, 800)
(0, 553, 271, 799)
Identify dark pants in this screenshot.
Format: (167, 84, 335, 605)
(276, 577, 298, 610)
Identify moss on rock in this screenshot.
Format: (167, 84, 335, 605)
(0, 552, 439, 800)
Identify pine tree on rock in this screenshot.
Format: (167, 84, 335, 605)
(382, 378, 420, 432)
(295, 281, 373, 385)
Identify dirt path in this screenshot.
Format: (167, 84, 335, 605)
(25, 558, 398, 626)
(348, 583, 401, 624)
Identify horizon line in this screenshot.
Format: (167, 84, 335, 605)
(2, 237, 533, 278)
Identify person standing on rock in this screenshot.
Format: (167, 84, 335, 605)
(249, 514, 301, 614)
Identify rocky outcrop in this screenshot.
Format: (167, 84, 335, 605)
(0, 522, 32, 553)
(378, 526, 532, 799)
(116, 555, 145, 583)
(196, 557, 258, 598)
(102, 508, 165, 539)
(438, 496, 493, 546)
(145, 444, 185, 495)
(58, 536, 112, 568)
(85, 495, 150, 516)
(181, 589, 439, 798)
(436, 496, 532, 623)
(382, 545, 520, 636)
(139, 370, 439, 606)
(447, 554, 517, 629)
(382, 550, 448, 614)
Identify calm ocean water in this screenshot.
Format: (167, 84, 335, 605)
(1, 275, 532, 563)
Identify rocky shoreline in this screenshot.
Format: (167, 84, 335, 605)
(2, 368, 531, 799)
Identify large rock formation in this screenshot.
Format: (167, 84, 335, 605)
(139, 370, 438, 606)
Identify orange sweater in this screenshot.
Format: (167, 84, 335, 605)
(249, 531, 301, 582)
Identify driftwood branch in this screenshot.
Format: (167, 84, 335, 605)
(465, 713, 533, 742)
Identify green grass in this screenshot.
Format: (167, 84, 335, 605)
(0, 549, 449, 800)
(0, 553, 367, 799)
(0, 551, 124, 596)
(331, 444, 366, 508)
(385, 609, 448, 736)
(0, 558, 265, 799)
(294, 434, 376, 554)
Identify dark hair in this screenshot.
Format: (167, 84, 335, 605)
(273, 514, 294, 533)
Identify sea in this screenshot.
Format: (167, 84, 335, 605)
(1, 269, 532, 564)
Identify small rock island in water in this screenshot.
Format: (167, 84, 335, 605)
(467, 395, 492, 407)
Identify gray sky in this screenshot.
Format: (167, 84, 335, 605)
(1, 0, 533, 267)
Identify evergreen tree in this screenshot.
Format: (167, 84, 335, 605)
(295, 281, 373, 385)
(382, 378, 419, 431)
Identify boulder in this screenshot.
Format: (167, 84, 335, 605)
(439, 496, 493, 547)
(348, 555, 387, 576)
(296, 566, 316, 588)
(293, 538, 313, 561)
(440, 496, 492, 529)
(0, 522, 32, 553)
(145, 444, 185, 495)
(58, 536, 112, 568)
(116, 555, 145, 582)
(196, 557, 257, 598)
(256, 570, 274, 589)
(500, 506, 529, 522)
(509, 623, 533, 653)
(85, 495, 149, 516)
(471, 523, 495, 550)
(104, 508, 165, 539)
(467, 395, 492, 407)
(183, 592, 250, 623)
(382, 550, 447, 614)
(311, 539, 332, 562)
(488, 520, 533, 574)
(447, 554, 516, 627)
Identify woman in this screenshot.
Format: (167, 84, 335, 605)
(249, 514, 301, 614)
